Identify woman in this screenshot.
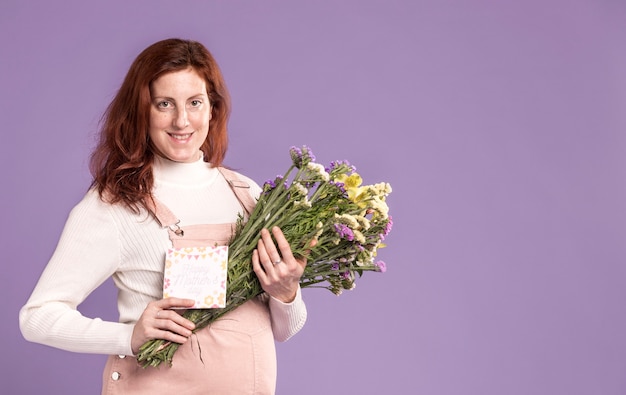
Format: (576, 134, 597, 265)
(19, 38, 307, 394)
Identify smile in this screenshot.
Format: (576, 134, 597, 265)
(168, 132, 193, 140)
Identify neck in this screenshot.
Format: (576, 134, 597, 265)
(153, 153, 216, 186)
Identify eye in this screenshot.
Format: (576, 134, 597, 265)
(190, 99, 202, 107)
(157, 100, 172, 109)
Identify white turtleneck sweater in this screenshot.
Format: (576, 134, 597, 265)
(19, 155, 307, 356)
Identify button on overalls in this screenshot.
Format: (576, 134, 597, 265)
(102, 168, 276, 395)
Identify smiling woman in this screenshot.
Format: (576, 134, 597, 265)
(18, 38, 310, 395)
(148, 68, 212, 163)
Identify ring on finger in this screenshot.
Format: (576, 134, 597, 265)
(273, 258, 282, 265)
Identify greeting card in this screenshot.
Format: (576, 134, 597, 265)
(163, 246, 228, 308)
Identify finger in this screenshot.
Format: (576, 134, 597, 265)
(156, 298, 196, 330)
(260, 228, 282, 264)
(256, 232, 269, 259)
(159, 313, 195, 335)
(155, 308, 196, 330)
(133, 314, 193, 351)
(160, 297, 196, 309)
(257, 232, 280, 268)
(271, 226, 296, 264)
(153, 324, 193, 345)
(252, 249, 268, 280)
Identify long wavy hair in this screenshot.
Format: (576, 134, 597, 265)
(90, 38, 231, 212)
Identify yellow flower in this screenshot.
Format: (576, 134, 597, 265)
(344, 173, 362, 189)
(336, 172, 364, 202)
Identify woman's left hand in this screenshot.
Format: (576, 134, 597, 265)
(252, 226, 307, 303)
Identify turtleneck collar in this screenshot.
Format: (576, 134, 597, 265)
(153, 152, 218, 186)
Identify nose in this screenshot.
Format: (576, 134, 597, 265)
(173, 108, 189, 130)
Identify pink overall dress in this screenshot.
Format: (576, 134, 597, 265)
(102, 168, 277, 395)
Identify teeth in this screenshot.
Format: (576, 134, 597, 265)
(170, 133, 192, 140)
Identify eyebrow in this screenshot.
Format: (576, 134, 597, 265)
(152, 93, 208, 101)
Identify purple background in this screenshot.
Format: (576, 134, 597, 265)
(3, 1, 626, 394)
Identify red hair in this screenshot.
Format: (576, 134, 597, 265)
(90, 38, 231, 212)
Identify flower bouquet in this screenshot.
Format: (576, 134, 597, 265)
(136, 146, 393, 367)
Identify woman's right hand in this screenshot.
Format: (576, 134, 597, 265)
(131, 297, 196, 355)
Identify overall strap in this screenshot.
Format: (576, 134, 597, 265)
(144, 197, 183, 235)
(217, 167, 257, 217)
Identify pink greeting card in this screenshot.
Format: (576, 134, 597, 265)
(163, 246, 228, 308)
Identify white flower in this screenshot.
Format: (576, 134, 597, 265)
(294, 197, 312, 208)
(353, 230, 366, 244)
(370, 198, 389, 218)
(292, 181, 309, 196)
(334, 213, 359, 228)
(306, 162, 330, 181)
(355, 215, 371, 230)
(373, 182, 392, 196)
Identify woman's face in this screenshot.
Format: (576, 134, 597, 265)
(149, 68, 211, 163)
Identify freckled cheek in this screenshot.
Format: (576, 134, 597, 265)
(150, 113, 174, 129)
(190, 114, 211, 131)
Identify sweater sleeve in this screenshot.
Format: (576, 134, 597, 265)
(19, 191, 135, 356)
(266, 286, 307, 342)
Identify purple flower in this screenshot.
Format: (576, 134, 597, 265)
(381, 216, 393, 240)
(289, 146, 302, 159)
(290, 145, 315, 168)
(302, 145, 316, 163)
(375, 261, 387, 273)
(333, 223, 354, 241)
(326, 160, 356, 174)
(262, 175, 284, 194)
(329, 180, 346, 194)
(301, 180, 316, 189)
(331, 262, 339, 270)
